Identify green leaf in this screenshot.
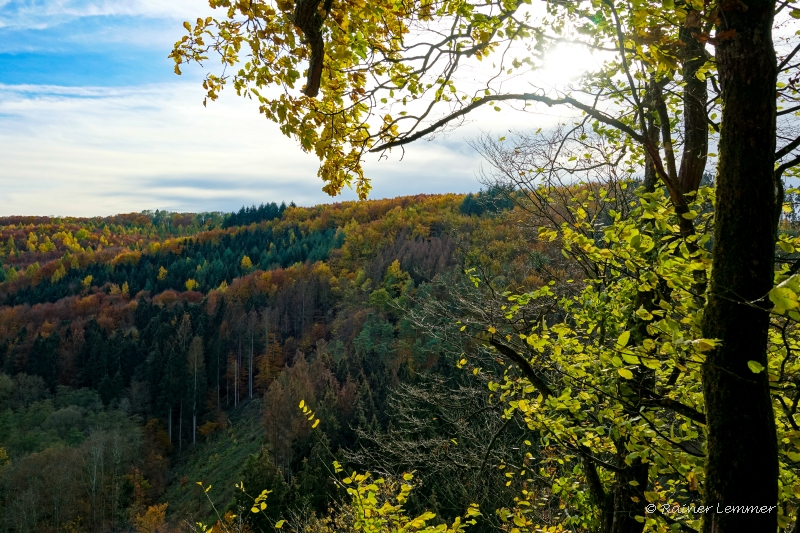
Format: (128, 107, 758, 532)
(622, 354, 639, 365)
(747, 360, 765, 373)
(694, 339, 715, 352)
(642, 358, 661, 370)
(644, 491, 660, 502)
(617, 330, 630, 348)
(770, 286, 799, 312)
(618, 368, 634, 379)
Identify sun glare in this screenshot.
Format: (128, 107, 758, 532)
(538, 45, 602, 88)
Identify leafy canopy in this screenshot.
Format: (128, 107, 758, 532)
(171, 0, 715, 199)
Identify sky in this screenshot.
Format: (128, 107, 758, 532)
(0, 1, 592, 216)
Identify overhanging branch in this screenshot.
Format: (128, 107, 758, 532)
(369, 92, 644, 154)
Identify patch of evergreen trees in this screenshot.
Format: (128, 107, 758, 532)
(1, 224, 345, 306)
(223, 202, 292, 228)
(459, 184, 516, 216)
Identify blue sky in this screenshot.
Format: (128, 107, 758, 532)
(0, 0, 492, 216)
(0, 1, 200, 86)
(0, 1, 575, 216)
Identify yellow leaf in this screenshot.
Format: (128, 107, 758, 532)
(695, 339, 715, 352)
(618, 368, 634, 380)
(617, 330, 630, 348)
(644, 491, 660, 502)
(770, 286, 799, 312)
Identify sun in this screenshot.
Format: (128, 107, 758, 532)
(537, 44, 602, 88)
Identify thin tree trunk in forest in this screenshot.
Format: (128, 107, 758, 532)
(193, 346, 198, 445)
(168, 406, 172, 443)
(701, 1, 779, 531)
(179, 401, 182, 452)
(237, 336, 241, 406)
(265, 308, 270, 383)
(249, 329, 253, 399)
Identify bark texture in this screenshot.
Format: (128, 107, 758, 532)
(701, 0, 779, 530)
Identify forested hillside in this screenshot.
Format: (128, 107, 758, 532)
(0, 190, 536, 532)
(7, 177, 800, 533)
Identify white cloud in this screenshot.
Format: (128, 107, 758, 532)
(0, 0, 213, 30)
(0, 81, 549, 216)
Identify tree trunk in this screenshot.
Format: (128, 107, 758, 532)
(194, 350, 198, 445)
(643, 86, 660, 193)
(610, 456, 648, 533)
(701, 1, 779, 531)
(236, 336, 241, 407)
(249, 330, 254, 399)
(676, 24, 709, 195)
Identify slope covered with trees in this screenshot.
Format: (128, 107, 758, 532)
(167, 0, 800, 529)
(0, 192, 541, 532)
